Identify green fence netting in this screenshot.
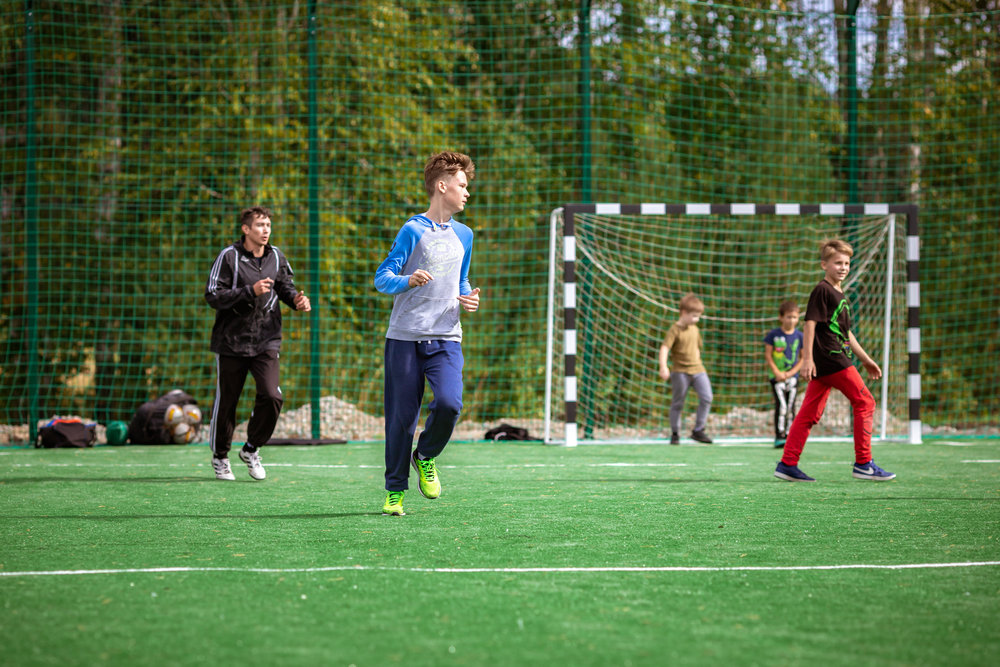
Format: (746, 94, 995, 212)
(1, 1, 997, 444)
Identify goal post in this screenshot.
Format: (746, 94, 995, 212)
(545, 203, 921, 447)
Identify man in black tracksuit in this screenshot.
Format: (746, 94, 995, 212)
(204, 206, 311, 481)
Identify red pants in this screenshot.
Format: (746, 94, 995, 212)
(781, 366, 875, 466)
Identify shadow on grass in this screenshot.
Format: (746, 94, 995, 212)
(2, 512, 377, 520)
(553, 477, 753, 484)
(849, 496, 992, 501)
(1, 477, 235, 484)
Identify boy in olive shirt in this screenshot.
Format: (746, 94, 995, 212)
(658, 294, 713, 444)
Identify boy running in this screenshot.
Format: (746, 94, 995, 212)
(658, 293, 714, 445)
(774, 239, 895, 482)
(374, 151, 480, 515)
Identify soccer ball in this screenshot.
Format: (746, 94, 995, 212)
(182, 404, 202, 425)
(172, 422, 197, 444)
(164, 403, 185, 428)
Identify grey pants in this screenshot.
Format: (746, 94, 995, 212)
(669, 372, 713, 434)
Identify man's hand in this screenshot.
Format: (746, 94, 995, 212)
(457, 287, 481, 312)
(253, 278, 274, 296)
(294, 291, 311, 312)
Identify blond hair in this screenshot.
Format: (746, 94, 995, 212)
(679, 293, 704, 314)
(820, 238, 853, 261)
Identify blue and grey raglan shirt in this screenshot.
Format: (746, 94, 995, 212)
(374, 214, 474, 342)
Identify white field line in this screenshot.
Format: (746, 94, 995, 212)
(575, 437, 909, 446)
(4, 462, 377, 469)
(11, 461, 873, 470)
(5, 457, 997, 472)
(2, 561, 999, 579)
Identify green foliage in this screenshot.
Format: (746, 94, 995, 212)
(1, 1, 998, 434)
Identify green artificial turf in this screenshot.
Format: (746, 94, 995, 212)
(1, 439, 998, 666)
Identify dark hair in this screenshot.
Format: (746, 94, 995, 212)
(423, 151, 475, 196)
(240, 206, 272, 228)
(779, 300, 799, 316)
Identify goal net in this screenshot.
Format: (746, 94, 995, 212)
(545, 204, 920, 446)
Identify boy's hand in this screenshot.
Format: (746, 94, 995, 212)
(457, 287, 481, 312)
(863, 359, 882, 380)
(800, 359, 816, 381)
(775, 371, 786, 382)
(659, 368, 670, 381)
(408, 269, 434, 288)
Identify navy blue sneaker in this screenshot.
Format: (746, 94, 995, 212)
(774, 461, 816, 482)
(852, 460, 896, 481)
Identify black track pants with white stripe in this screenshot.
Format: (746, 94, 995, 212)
(209, 350, 283, 458)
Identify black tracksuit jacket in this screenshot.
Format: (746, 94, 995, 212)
(205, 238, 301, 357)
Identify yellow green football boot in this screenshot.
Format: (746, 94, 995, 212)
(411, 450, 441, 499)
(382, 490, 405, 516)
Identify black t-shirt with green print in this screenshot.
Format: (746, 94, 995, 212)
(805, 279, 853, 378)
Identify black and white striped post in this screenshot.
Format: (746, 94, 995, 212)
(563, 211, 578, 447)
(904, 207, 921, 444)
(560, 203, 921, 446)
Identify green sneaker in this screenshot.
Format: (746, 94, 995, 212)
(411, 450, 441, 499)
(382, 490, 405, 516)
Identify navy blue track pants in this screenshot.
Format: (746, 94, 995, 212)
(383, 339, 464, 491)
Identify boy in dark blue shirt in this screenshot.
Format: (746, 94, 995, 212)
(763, 300, 804, 448)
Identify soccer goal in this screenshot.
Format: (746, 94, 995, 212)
(544, 203, 920, 447)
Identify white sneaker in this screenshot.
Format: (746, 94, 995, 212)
(239, 447, 266, 480)
(212, 457, 235, 481)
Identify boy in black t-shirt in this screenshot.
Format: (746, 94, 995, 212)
(774, 239, 895, 482)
